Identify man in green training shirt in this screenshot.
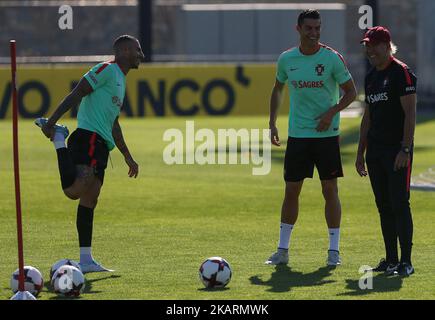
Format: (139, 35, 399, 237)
(265, 10, 357, 266)
(36, 35, 144, 273)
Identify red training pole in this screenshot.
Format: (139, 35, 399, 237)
(10, 39, 25, 292)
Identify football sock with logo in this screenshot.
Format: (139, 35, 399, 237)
(53, 132, 76, 189)
(278, 223, 294, 250)
(55, 147, 76, 190)
(77, 205, 95, 264)
(328, 228, 340, 252)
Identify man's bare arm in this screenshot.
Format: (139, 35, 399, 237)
(316, 78, 357, 132)
(47, 77, 93, 126)
(42, 78, 93, 139)
(357, 104, 371, 157)
(112, 117, 131, 159)
(269, 79, 285, 146)
(332, 79, 358, 114)
(112, 117, 139, 178)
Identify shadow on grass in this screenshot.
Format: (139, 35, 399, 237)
(249, 265, 336, 293)
(47, 274, 121, 300)
(197, 286, 231, 292)
(337, 273, 403, 297)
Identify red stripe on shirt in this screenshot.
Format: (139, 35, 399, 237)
(95, 60, 115, 75)
(95, 63, 109, 75)
(393, 58, 412, 85)
(320, 43, 347, 66)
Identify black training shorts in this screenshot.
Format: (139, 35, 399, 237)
(67, 128, 109, 184)
(283, 136, 343, 182)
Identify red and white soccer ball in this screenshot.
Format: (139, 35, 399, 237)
(199, 257, 232, 288)
(10, 266, 44, 296)
(51, 265, 85, 297)
(49, 259, 81, 279)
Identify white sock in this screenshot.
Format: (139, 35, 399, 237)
(278, 223, 293, 250)
(53, 131, 66, 150)
(328, 228, 340, 252)
(80, 247, 94, 264)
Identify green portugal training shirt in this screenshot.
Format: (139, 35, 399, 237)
(276, 44, 352, 138)
(78, 61, 126, 151)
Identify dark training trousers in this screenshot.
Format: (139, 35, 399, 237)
(366, 142, 414, 264)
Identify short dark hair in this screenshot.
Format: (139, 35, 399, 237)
(297, 9, 321, 26)
(113, 35, 138, 51)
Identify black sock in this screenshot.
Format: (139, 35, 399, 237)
(56, 148, 76, 189)
(76, 205, 94, 247)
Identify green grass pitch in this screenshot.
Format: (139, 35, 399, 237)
(1, 115, 435, 300)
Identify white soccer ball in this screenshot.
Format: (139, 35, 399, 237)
(10, 266, 44, 296)
(49, 259, 81, 279)
(51, 265, 85, 297)
(199, 257, 232, 288)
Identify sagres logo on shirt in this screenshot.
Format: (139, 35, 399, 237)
(291, 80, 324, 89)
(367, 92, 388, 103)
